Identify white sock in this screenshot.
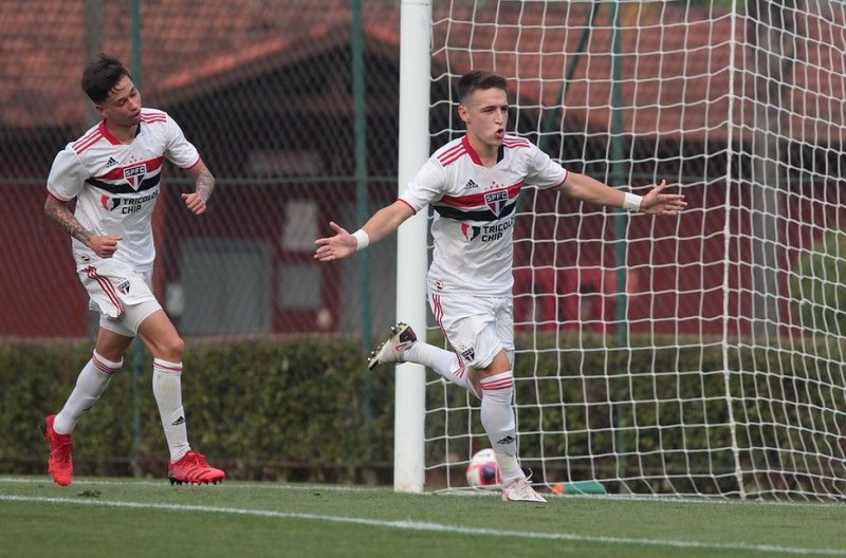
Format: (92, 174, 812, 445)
(403, 342, 480, 398)
(152, 358, 190, 463)
(54, 351, 122, 435)
(480, 371, 525, 484)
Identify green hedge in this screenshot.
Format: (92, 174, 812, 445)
(0, 337, 395, 483)
(791, 231, 846, 337)
(2, 334, 844, 495)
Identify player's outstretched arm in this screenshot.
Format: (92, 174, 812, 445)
(181, 159, 215, 216)
(314, 200, 414, 262)
(44, 194, 122, 258)
(558, 173, 686, 216)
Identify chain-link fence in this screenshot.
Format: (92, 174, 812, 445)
(1, 0, 405, 342)
(7, 1, 846, 492)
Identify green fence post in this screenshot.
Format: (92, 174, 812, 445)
(352, 0, 374, 471)
(129, 0, 143, 479)
(609, 0, 628, 491)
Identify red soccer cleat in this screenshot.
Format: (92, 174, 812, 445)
(168, 450, 226, 485)
(40, 415, 73, 487)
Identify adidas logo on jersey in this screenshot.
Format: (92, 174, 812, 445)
(106, 157, 119, 167)
(464, 179, 480, 191)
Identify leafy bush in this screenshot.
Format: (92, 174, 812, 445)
(0, 337, 395, 483)
(2, 333, 843, 494)
(790, 232, 846, 338)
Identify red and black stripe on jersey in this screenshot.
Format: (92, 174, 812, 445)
(433, 180, 524, 222)
(433, 199, 518, 221)
(84, 155, 165, 194)
(85, 173, 161, 194)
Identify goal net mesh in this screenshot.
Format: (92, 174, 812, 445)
(424, 0, 846, 499)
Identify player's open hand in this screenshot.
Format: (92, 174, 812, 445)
(87, 235, 122, 259)
(182, 192, 207, 215)
(640, 180, 687, 215)
(314, 222, 357, 262)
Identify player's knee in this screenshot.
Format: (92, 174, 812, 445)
(169, 335, 185, 359)
(159, 335, 184, 362)
(475, 350, 511, 377)
(96, 348, 125, 365)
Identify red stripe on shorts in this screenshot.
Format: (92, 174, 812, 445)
(86, 266, 124, 314)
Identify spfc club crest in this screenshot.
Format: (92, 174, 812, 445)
(123, 164, 147, 190)
(115, 279, 131, 296)
(484, 190, 509, 216)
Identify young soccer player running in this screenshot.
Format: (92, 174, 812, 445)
(41, 54, 225, 486)
(315, 70, 686, 502)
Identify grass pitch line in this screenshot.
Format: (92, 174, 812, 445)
(1, 495, 844, 556)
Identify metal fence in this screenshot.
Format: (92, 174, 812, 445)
(0, 0, 406, 343)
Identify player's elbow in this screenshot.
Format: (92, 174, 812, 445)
(377, 202, 413, 233)
(556, 178, 579, 199)
(44, 195, 59, 216)
(392, 201, 415, 222)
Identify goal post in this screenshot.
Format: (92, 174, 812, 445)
(395, 0, 846, 500)
(394, 0, 432, 494)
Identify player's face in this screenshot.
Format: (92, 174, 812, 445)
(97, 75, 142, 127)
(459, 87, 509, 148)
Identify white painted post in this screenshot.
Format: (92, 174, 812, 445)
(393, 0, 432, 493)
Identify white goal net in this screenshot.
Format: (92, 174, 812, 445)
(411, 0, 846, 500)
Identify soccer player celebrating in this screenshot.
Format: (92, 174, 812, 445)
(41, 54, 225, 486)
(315, 70, 686, 502)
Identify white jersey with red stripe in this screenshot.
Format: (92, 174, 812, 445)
(400, 135, 568, 297)
(47, 108, 200, 273)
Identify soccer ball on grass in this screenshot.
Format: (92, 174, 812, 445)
(465, 448, 502, 487)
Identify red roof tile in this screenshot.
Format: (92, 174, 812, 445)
(431, 2, 846, 144)
(1, 1, 844, 143)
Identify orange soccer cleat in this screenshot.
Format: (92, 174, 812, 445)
(168, 450, 226, 485)
(40, 415, 73, 487)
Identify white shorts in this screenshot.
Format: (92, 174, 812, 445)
(429, 292, 514, 370)
(78, 259, 161, 337)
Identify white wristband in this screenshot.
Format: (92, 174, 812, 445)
(352, 229, 370, 251)
(623, 192, 643, 212)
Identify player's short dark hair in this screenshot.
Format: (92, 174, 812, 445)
(81, 54, 132, 104)
(458, 70, 509, 105)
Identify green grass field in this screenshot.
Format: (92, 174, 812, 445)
(1, 476, 844, 557)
